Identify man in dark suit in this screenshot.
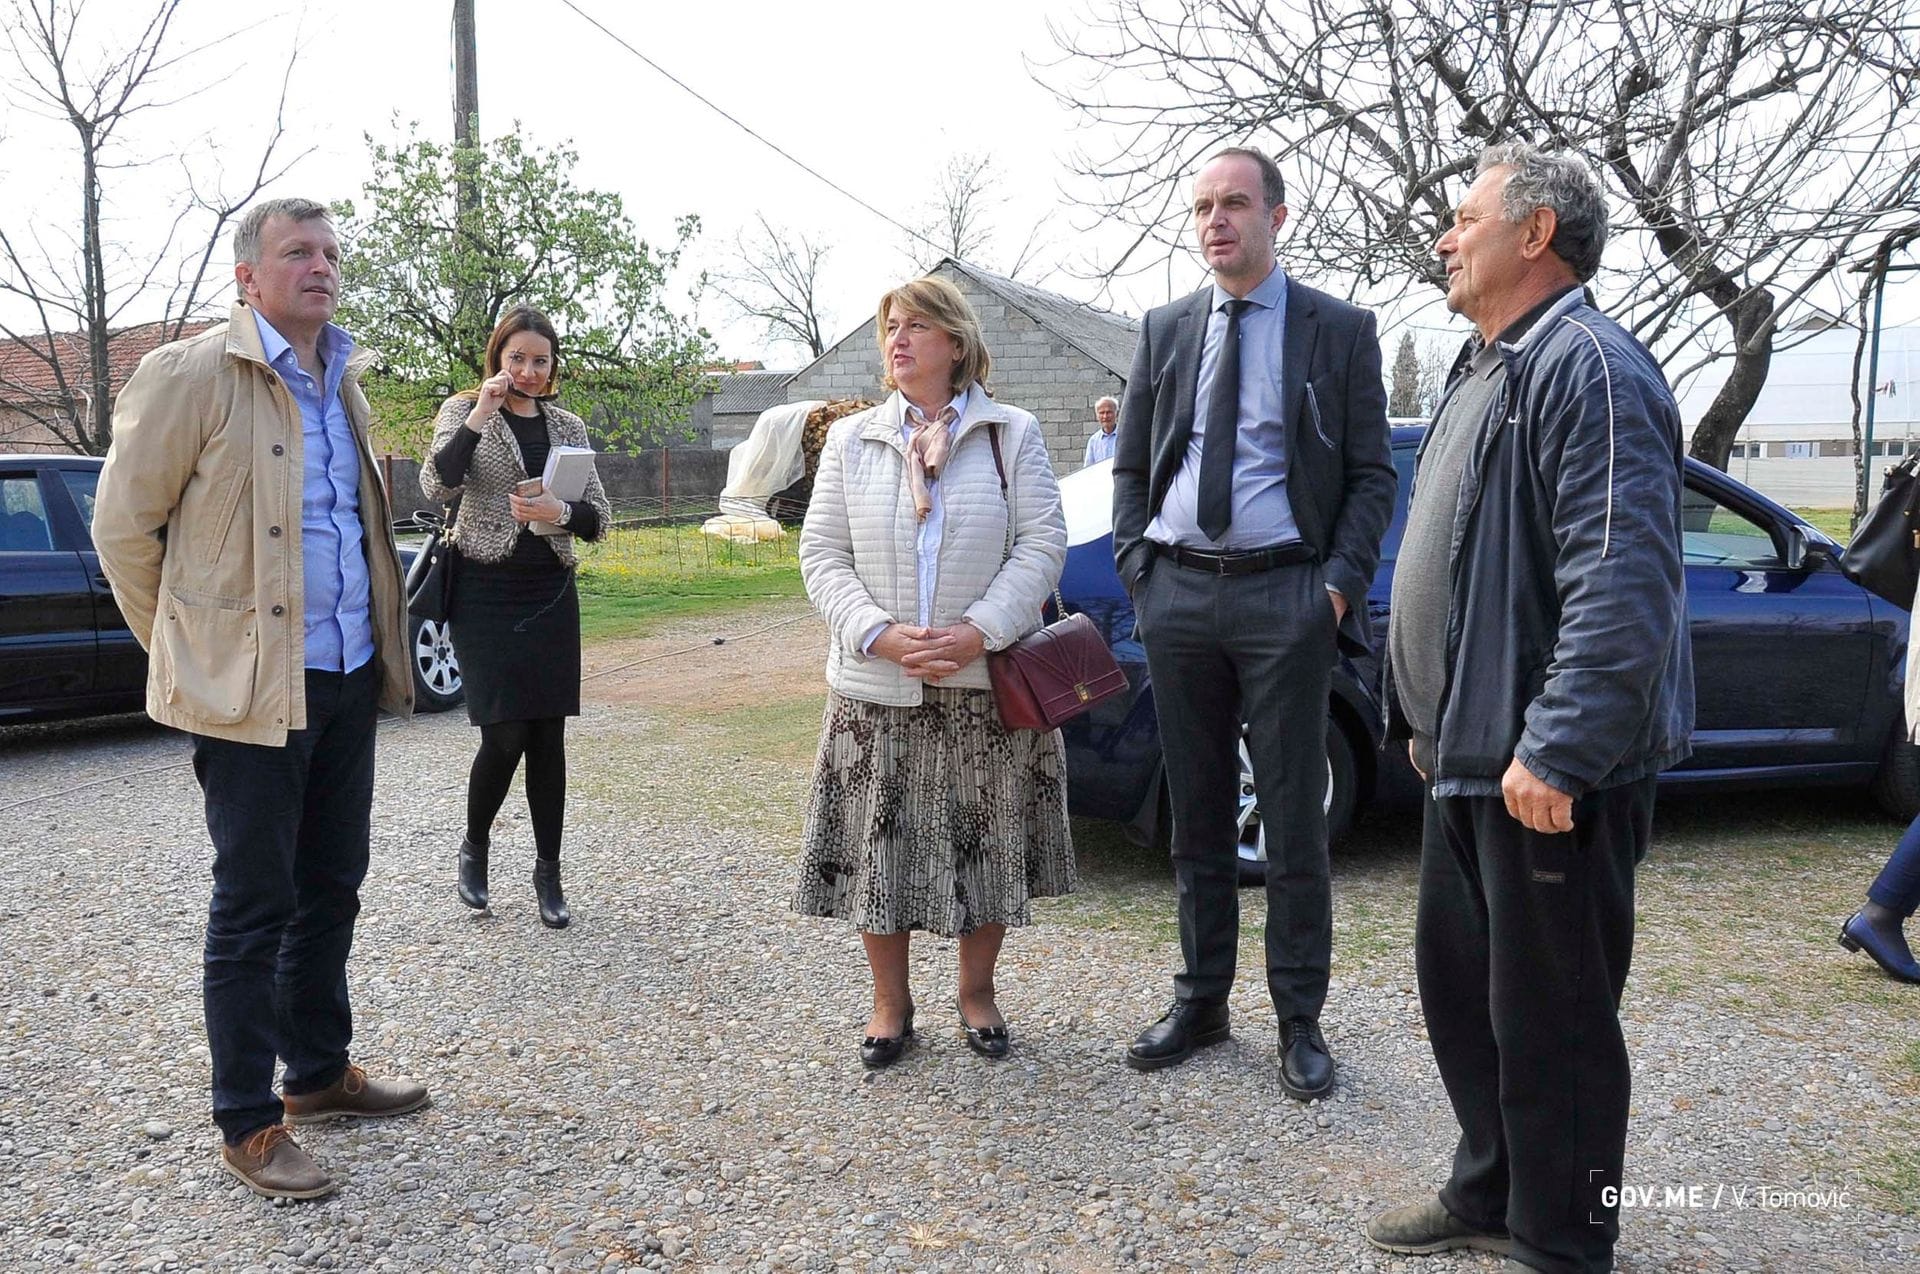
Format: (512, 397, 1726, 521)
(1113, 146, 1394, 1099)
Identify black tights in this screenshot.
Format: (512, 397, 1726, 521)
(466, 717, 567, 861)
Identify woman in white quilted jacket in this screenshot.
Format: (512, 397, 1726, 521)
(792, 276, 1075, 1067)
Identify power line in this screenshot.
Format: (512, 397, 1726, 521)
(554, 0, 948, 259)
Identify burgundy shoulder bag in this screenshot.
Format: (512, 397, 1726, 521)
(982, 424, 1128, 731)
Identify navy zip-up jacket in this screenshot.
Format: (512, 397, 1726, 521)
(1388, 289, 1695, 798)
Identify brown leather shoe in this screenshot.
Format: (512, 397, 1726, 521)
(220, 1124, 335, 1200)
(282, 1063, 430, 1125)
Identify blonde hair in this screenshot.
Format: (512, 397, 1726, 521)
(875, 276, 991, 395)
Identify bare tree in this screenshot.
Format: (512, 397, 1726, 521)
(711, 215, 833, 360)
(0, 0, 300, 454)
(1044, 0, 1920, 467)
(905, 151, 1052, 282)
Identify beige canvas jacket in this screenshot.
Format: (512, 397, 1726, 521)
(93, 301, 414, 745)
(798, 388, 1066, 707)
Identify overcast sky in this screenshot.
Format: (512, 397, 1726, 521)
(5, 0, 1916, 379)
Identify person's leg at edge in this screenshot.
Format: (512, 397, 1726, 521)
(861, 930, 912, 1038)
(1475, 777, 1651, 1274)
(1140, 565, 1244, 1002)
(958, 923, 1007, 1028)
(466, 718, 532, 848)
(523, 716, 567, 861)
(1416, 791, 1510, 1236)
(277, 664, 377, 1100)
(195, 686, 326, 1144)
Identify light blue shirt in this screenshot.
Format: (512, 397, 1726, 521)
(861, 386, 969, 653)
(1147, 265, 1303, 550)
(1084, 427, 1118, 466)
(252, 310, 374, 675)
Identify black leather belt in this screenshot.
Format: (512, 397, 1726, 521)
(1153, 541, 1315, 576)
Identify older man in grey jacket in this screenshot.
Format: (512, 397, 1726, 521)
(1366, 146, 1692, 1274)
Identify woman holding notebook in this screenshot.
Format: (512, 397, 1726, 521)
(422, 305, 612, 928)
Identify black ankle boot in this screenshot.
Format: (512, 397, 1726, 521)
(533, 859, 570, 929)
(457, 837, 489, 911)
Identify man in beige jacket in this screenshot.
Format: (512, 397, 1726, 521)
(94, 198, 427, 1200)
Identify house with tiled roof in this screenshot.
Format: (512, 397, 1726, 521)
(783, 258, 1140, 472)
(0, 319, 219, 453)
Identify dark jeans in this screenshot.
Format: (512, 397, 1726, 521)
(1136, 556, 1336, 1020)
(1868, 811, 1920, 916)
(193, 663, 376, 1143)
(1417, 777, 1655, 1274)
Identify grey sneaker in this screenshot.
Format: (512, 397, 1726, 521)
(1365, 1196, 1513, 1256)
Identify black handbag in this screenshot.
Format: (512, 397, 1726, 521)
(1842, 456, 1920, 610)
(405, 497, 461, 622)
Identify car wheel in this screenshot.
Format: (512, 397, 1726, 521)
(1870, 719, 1920, 821)
(408, 614, 464, 713)
(1236, 719, 1358, 888)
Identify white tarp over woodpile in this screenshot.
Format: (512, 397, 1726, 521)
(701, 399, 824, 542)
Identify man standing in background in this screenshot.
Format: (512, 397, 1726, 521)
(1083, 395, 1120, 465)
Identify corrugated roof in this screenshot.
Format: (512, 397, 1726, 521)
(941, 259, 1139, 379)
(709, 368, 795, 415)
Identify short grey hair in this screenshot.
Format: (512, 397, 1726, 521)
(1475, 143, 1608, 282)
(233, 197, 333, 266)
(1095, 395, 1119, 411)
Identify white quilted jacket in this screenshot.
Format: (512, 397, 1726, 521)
(799, 388, 1067, 706)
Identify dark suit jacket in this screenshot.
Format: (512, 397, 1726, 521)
(1112, 277, 1396, 655)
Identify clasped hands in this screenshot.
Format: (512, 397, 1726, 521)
(872, 621, 986, 684)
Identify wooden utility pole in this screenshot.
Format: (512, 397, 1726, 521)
(451, 0, 479, 214)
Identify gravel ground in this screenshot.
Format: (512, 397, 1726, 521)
(2, 607, 1916, 1272)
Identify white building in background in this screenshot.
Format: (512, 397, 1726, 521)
(1675, 320, 1920, 509)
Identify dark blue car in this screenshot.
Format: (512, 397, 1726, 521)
(1058, 426, 1916, 882)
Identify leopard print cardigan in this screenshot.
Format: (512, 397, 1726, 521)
(420, 394, 614, 566)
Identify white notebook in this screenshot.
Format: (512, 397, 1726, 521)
(531, 445, 596, 535)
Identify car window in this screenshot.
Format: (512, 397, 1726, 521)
(0, 475, 53, 551)
(1681, 487, 1781, 568)
(59, 468, 98, 531)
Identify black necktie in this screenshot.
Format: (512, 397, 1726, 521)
(1197, 298, 1249, 542)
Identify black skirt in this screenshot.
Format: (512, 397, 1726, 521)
(448, 551, 581, 726)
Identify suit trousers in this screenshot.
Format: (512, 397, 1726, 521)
(1417, 777, 1654, 1274)
(192, 663, 376, 1143)
(1137, 555, 1335, 1019)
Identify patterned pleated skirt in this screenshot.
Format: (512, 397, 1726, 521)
(791, 686, 1077, 937)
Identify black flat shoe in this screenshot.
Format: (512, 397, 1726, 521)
(1279, 1016, 1336, 1101)
(457, 837, 489, 911)
(860, 1007, 915, 1069)
(957, 998, 1011, 1059)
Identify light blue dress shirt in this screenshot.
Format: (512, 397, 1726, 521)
(252, 310, 375, 674)
(1084, 427, 1118, 466)
(861, 387, 969, 653)
(1147, 265, 1303, 551)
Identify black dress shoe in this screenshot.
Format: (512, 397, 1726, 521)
(957, 998, 1011, 1059)
(457, 837, 489, 911)
(1125, 998, 1230, 1071)
(1279, 1016, 1335, 1100)
(860, 1008, 915, 1069)
(533, 859, 571, 929)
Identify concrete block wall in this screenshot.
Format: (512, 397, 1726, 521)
(785, 275, 1129, 476)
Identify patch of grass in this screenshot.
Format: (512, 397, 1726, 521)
(1790, 507, 1853, 543)
(1903, 1038, 1920, 1084)
(572, 522, 806, 641)
(1863, 1145, 1920, 1217)
(577, 574, 804, 643)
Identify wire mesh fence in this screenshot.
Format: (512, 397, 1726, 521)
(574, 500, 801, 595)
